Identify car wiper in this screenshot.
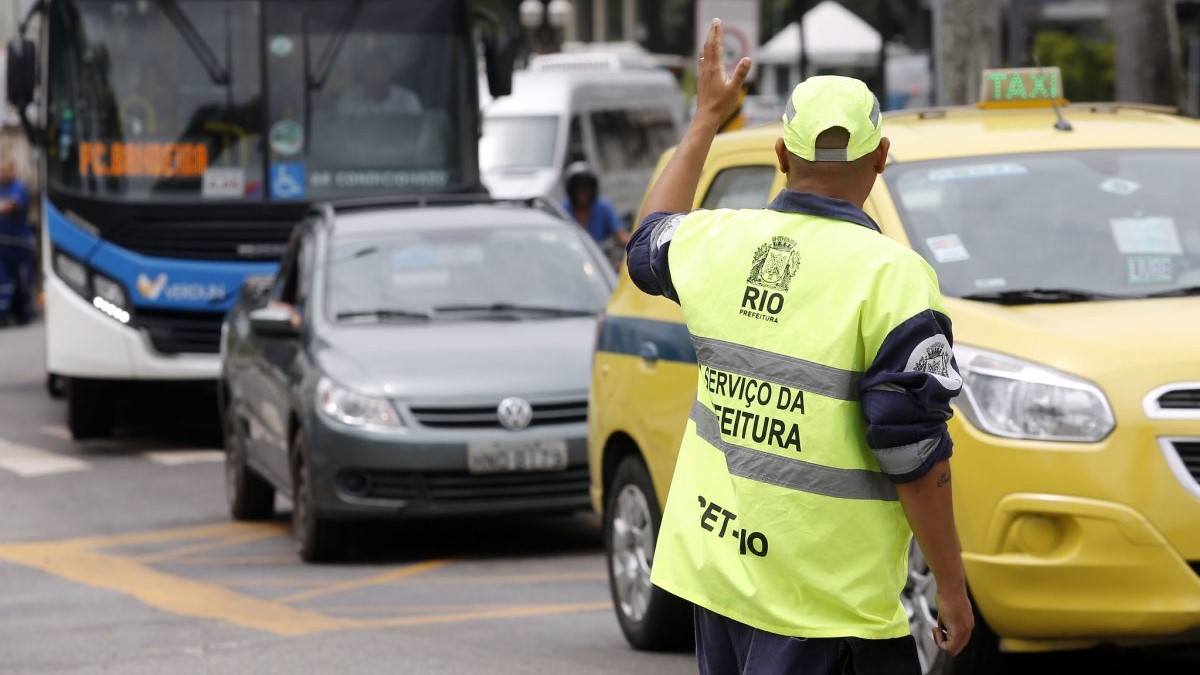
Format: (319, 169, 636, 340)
(1140, 285, 1200, 299)
(432, 303, 596, 317)
(959, 288, 1122, 305)
(336, 308, 432, 321)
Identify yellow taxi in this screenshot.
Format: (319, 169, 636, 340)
(588, 69, 1200, 671)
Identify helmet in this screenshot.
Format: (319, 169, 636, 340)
(564, 161, 599, 196)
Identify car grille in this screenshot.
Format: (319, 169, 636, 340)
(408, 400, 589, 429)
(344, 468, 590, 505)
(1171, 441, 1200, 483)
(105, 221, 292, 261)
(137, 309, 225, 354)
(1158, 389, 1200, 410)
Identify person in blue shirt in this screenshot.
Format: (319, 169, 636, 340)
(561, 162, 629, 248)
(0, 159, 33, 325)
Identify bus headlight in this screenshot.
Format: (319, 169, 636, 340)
(53, 251, 89, 296)
(90, 274, 131, 324)
(954, 344, 1114, 443)
(316, 377, 404, 431)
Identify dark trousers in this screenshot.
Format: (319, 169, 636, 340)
(0, 244, 33, 324)
(695, 606, 921, 675)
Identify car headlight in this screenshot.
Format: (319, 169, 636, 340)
(316, 377, 403, 431)
(954, 344, 1114, 442)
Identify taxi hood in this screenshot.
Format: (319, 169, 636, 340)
(947, 296, 1200, 385)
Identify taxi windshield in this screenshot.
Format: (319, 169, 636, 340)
(327, 226, 611, 321)
(885, 150, 1200, 302)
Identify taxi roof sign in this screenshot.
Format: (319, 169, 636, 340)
(978, 67, 1067, 109)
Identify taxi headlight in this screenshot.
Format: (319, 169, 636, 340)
(954, 344, 1114, 443)
(316, 377, 403, 431)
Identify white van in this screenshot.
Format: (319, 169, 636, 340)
(480, 54, 685, 224)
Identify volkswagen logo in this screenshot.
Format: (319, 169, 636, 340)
(497, 397, 534, 430)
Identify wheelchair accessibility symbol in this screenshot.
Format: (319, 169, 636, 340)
(270, 162, 307, 200)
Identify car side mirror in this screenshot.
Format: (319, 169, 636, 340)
(249, 306, 299, 338)
(6, 38, 35, 110)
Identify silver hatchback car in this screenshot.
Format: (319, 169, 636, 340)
(219, 198, 615, 561)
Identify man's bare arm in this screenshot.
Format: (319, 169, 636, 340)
(895, 460, 974, 655)
(639, 19, 750, 217)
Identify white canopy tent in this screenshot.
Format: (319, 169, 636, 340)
(758, 1, 882, 98)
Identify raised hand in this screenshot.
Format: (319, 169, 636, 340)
(694, 18, 752, 126)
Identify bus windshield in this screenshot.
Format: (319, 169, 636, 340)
(47, 0, 475, 203)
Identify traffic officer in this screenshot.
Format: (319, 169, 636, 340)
(626, 19, 973, 674)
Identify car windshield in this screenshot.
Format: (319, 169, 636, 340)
(327, 225, 611, 320)
(479, 116, 559, 171)
(885, 150, 1200, 302)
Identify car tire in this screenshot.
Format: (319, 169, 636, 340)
(905, 543, 1000, 675)
(67, 378, 116, 439)
(223, 404, 274, 521)
(605, 454, 693, 651)
(291, 429, 346, 563)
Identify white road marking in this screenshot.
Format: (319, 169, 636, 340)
(0, 438, 92, 477)
(143, 450, 225, 466)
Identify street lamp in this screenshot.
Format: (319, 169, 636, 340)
(547, 0, 574, 31)
(518, 0, 574, 53)
(519, 0, 544, 31)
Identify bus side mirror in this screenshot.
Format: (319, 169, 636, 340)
(483, 36, 516, 98)
(6, 38, 36, 110)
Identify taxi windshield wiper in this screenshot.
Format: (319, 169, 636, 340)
(433, 303, 595, 317)
(959, 288, 1122, 305)
(1140, 285, 1200, 299)
(336, 308, 432, 322)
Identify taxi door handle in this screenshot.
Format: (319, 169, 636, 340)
(638, 341, 660, 363)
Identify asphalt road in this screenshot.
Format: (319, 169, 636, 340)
(0, 322, 1197, 674)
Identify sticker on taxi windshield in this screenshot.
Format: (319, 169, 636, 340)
(926, 234, 970, 263)
(1126, 256, 1173, 285)
(927, 164, 1028, 183)
(1099, 177, 1140, 196)
(1110, 216, 1183, 255)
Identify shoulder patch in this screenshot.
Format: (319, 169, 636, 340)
(906, 335, 962, 390)
(653, 214, 685, 251)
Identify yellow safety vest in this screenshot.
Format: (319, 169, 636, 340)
(650, 206, 948, 639)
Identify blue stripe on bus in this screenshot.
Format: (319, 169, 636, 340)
(45, 198, 279, 312)
(596, 314, 697, 364)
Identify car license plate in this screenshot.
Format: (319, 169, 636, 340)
(467, 439, 569, 474)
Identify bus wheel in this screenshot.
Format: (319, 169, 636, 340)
(67, 378, 116, 439)
(46, 373, 65, 399)
(605, 454, 693, 651)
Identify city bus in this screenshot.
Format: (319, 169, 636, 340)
(6, 0, 513, 438)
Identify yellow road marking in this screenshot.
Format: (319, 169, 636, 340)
(221, 578, 333, 588)
(167, 555, 298, 565)
(0, 522, 612, 636)
(277, 559, 450, 604)
(0, 540, 351, 636)
(131, 530, 282, 563)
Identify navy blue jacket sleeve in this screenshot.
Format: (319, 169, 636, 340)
(626, 210, 684, 303)
(859, 309, 962, 483)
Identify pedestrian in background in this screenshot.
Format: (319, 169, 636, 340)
(562, 162, 629, 267)
(0, 158, 33, 326)
(626, 19, 973, 674)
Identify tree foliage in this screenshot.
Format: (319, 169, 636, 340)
(1031, 30, 1115, 102)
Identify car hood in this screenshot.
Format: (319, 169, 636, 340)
(947, 296, 1200, 393)
(314, 317, 597, 402)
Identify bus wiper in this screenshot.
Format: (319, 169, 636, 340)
(433, 303, 596, 317)
(304, 0, 364, 91)
(1140, 285, 1200, 299)
(960, 288, 1122, 305)
(160, 0, 230, 85)
(336, 308, 432, 321)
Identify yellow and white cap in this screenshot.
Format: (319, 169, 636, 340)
(782, 76, 882, 162)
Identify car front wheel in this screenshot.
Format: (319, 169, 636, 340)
(223, 403, 274, 521)
(903, 543, 999, 674)
(290, 429, 346, 563)
(605, 454, 693, 651)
